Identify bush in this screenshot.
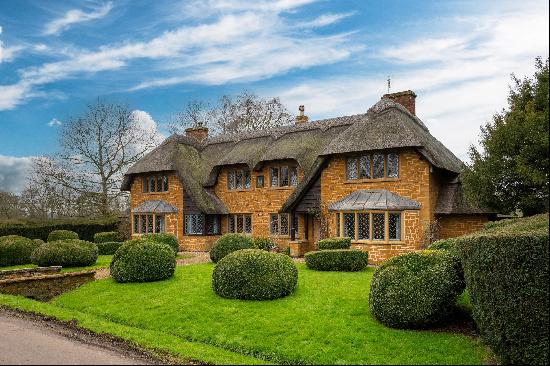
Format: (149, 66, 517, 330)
(212, 249, 298, 300)
(47, 230, 79, 242)
(0, 216, 119, 242)
(482, 213, 548, 235)
(97, 241, 123, 255)
(110, 239, 176, 283)
(142, 233, 179, 254)
(317, 237, 351, 250)
(31, 239, 98, 267)
(0, 235, 42, 266)
(94, 231, 122, 243)
(33, 238, 45, 246)
(209, 233, 254, 263)
(457, 232, 549, 365)
(305, 249, 368, 271)
(369, 250, 465, 329)
(252, 237, 277, 251)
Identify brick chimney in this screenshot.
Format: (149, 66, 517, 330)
(295, 105, 309, 124)
(382, 90, 417, 115)
(185, 126, 209, 142)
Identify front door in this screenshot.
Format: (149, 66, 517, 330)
(306, 214, 322, 250)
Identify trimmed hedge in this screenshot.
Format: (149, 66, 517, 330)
(47, 230, 79, 242)
(369, 250, 465, 329)
(0, 216, 119, 242)
(142, 233, 179, 254)
(110, 239, 176, 283)
(428, 237, 459, 251)
(94, 231, 122, 243)
(31, 239, 98, 267)
(212, 249, 298, 300)
(305, 249, 368, 271)
(209, 233, 254, 263)
(97, 241, 123, 255)
(317, 237, 351, 250)
(252, 237, 277, 252)
(33, 238, 45, 246)
(0, 235, 42, 266)
(457, 232, 549, 365)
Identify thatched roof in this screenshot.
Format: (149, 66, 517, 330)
(435, 178, 496, 215)
(328, 190, 421, 211)
(122, 98, 469, 214)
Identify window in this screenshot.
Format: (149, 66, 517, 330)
(290, 167, 298, 186)
(372, 213, 385, 240)
(280, 166, 289, 186)
(358, 213, 370, 240)
(256, 175, 264, 188)
(389, 213, 401, 240)
(270, 167, 279, 187)
(346, 152, 399, 180)
(292, 215, 299, 236)
(133, 214, 165, 234)
(343, 213, 355, 238)
(227, 214, 252, 234)
(227, 169, 251, 191)
(270, 165, 298, 187)
(335, 213, 340, 236)
(336, 211, 402, 242)
(142, 174, 169, 193)
(206, 215, 221, 235)
(270, 213, 290, 236)
(185, 214, 204, 235)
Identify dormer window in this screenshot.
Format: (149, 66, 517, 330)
(143, 174, 169, 193)
(346, 152, 399, 181)
(227, 168, 251, 191)
(270, 165, 298, 188)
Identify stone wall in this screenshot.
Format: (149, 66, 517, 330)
(0, 266, 61, 280)
(437, 214, 489, 239)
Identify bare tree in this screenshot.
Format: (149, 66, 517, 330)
(0, 191, 23, 219)
(34, 101, 161, 216)
(169, 91, 293, 135)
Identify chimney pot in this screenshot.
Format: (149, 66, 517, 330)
(382, 90, 417, 115)
(185, 126, 209, 142)
(295, 105, 309, 124)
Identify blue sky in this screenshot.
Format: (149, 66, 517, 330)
(0, 0, 548, 193)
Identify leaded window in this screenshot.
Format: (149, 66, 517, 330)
(280, 214, 289, 235)
(185, 214, 204, 235)
(290, 167, 298, 186)
(149, 177, 156, 192)
(280, 166, 289, 186)
(133, 214, 139, 233)
(256, 175, 264, 188)
(373, 154, 385, 178)
(245, 215, 252, 233)
(155, 215, 165, 233)
(140, 215, 146, 234)
(270, 214, 279, 235)
(269, 213, 290, 236)
(389, 213, 401, 240)
(235, 170, 243, 190)
(206, 215, 220, 235)
(147, 215, 154, 233)
(359, 155, 371, 179)
(142, 174, 169, 193)
(227, 214, 252, 234)
(372, 213, 385, 240)
(343, 213, 355, 238)
(133, 214, 165, 234)
(387, 153, 399, 178)
(244, 170, 251, 189)
(227, 215, 234, 233)
(358, 213, 370, 240)
(227, 171, 235, 190)
(269, 165, 298, 187)
(270, 167, 279, 187)
(292, 215, 299, 236)
(346, 157, 358, 180)
(163, 176, 169, 191)
(236, 215, 244, 233)
(335, 213, 340, 236)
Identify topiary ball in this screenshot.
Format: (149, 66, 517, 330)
(110, 239, 176, 283)
(209, 233, 254, 263)
(0, 235, 42, 266)
(97, 241, 123, 255)
(94, 231, 122, 243)
(142, 233, 179, 254)
(252, 236, 277, 251)
(305, 249, 368, 271)
(212, 249, 298, 300)
(317, 237, 352, 250)
(369, 250, 465, 329)
(47, 230, 79, 242)
(31, 239, 98, 267)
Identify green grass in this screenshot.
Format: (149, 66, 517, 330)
(1, 264, 489, 365)
(0, 255, 113, 272)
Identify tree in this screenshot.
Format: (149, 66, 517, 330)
(34, 101, 161, 216)
(169, 91, 293, 135)
(0, 191, 22, 219)
(463, 57, 549, 216)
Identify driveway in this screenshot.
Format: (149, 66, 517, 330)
(0, 310, 159, 365)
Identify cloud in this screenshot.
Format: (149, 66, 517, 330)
(295, 12, 356, 29)
(0, 155, 33, 194)
(47, 118, 62, 127)
(43, 2, 113, 36)
(130, 110, 165, 147)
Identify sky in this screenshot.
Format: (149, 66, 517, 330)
(0, 0, 548, 194)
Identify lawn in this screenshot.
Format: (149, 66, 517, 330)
(0, 255, 113, 272)
(0, 263, 489, 365)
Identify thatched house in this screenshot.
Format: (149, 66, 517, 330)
(122, 90, 494, 263)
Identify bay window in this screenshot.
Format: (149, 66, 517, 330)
(133, 213, 165, 234)
(335, 211, 402, 242)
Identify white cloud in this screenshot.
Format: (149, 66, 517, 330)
(43, 2, 113, 36)
(0, 155, 33, 194)
(295, 12, 356, 29)
(47, 118, 62, 127)
(130, 110, 165, 147)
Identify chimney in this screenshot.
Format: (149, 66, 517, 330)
(382, 90, 417, 115)
(185, 126, 209, 142)
(295, 105, 309, 124)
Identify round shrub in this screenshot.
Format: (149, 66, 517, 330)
(305, 249, 368, 271)
(369, 250, 465, 329)
(142, 233, 179, 254)
(33, 238, 45, 246)
(94, 231, 122, 243)
(317, 237, 351, 250)
(212, 249, 298, 300)
(47, 230, 78, 242)
(209, 233, 254, 263)
(428, 237, 459, 251)
(252, 237, 277, 252)
(110, 239, 176, 283)
(0, 235, 42, 266)
(97, 241, 123, 255)
(31, 239, 98, 267)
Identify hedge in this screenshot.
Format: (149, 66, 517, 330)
(317, 237, 351, 250)
(110, 239, 176, 283)
(369, 250, 465, 329)
(209, 233, 255, 263)
(97, 241, 123, 255)
(457, 232, 549, 365)
(142, 233, 179, 254)
(48, 230, 79, 242)
(94, 231, 122, 243)
(31, 239, 98, 267)
(0, 235, 43, 266)
(212, 249, 298, 300)
(305, 249, 368, 271)
(0, 216, 119, 242)
(252, 237, 277, 251)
